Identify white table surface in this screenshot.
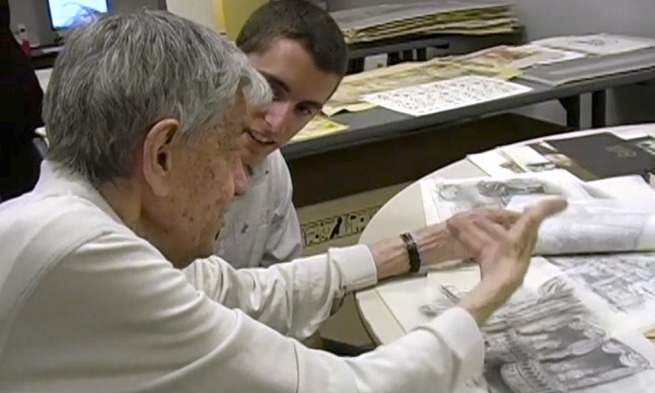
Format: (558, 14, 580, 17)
(355, 124, 655, 345)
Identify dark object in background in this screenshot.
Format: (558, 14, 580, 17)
(548, 133, 654, 181)
(0, 0, 44, 201)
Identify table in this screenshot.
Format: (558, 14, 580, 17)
(354, 124, 655, 345)
(282, 48, 655, 160)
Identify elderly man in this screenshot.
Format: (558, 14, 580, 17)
(0, 10, 565, 393)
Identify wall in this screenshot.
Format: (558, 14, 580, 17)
(507, 0, 655, 126)
(165, 0, 217, 30)
(328, 0, 655, 127)
(7, 0, 162, 47)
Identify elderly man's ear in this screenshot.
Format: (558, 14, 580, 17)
(141, 119, 182, 198)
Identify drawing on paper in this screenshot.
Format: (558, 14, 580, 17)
(485, 277, 652, 393)
(434, 177, 554, 215)
(547, 253, 655, 314)
(506, 197, 655, 255)
(362, 76, 532, 117)
(424, 277, 653, 393)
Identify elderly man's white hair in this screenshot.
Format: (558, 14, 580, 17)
(43, 10, 271, 186)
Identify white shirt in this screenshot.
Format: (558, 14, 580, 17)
(215, 150, 303, 268)
(0, 161, 484, 393)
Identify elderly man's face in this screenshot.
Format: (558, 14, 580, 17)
(143, 100, 249, 266)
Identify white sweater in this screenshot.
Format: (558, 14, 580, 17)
(0, 161, 484, 393)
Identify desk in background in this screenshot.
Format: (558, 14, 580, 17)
(283, 48, 655, 206)
(284, 48, 655, 162)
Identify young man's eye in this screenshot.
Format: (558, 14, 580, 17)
(270, 83, 284, 100)
(297, 106, 315, 117)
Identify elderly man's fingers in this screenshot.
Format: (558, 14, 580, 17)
(476, 208, 521, 229)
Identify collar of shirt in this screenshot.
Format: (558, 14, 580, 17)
(34, 160, 124, 226)
(243, 153, 274, 190)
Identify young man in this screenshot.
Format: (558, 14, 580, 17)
(215, 0, 346, 268)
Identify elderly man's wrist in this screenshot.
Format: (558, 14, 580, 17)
(371, 237, 411, 280)
(412, 223, 458, 264)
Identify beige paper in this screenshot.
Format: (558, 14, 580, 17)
(324, 58, 521, 116)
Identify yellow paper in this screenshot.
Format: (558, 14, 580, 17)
(291, 117, 349, 143)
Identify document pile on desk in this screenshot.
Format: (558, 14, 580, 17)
(468, 125, 655, 182)
(324, 57, 522, 116)
(408, 169, 655, 392)
(520, 34, 655, 86)
(331, 1, 519, 44)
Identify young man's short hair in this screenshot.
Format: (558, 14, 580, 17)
(236, 0, 348, 77)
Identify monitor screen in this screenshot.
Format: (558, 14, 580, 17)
(47, 0, 110, 30)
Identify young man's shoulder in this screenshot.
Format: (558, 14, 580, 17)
(266, 149, 291, 178)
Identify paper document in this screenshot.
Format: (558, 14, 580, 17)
(418, 258, 655, 393)
(420, 170, 587, 223)
(532, 33, 655, 56)
(543, 252, 655, 333)
(377, 258, 655, 393)
(421, 171, 655, 255)
(363, 75, 531, 117)
(506, 196, 655, 255)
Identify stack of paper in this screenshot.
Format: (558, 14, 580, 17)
(331, 1, 519, 44)
(468, 127, 655, 183)
(519, 34, 655, 86)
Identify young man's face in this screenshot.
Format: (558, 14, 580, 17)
(240, 37, 341, 165)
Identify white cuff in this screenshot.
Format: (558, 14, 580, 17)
(421, 307, 485, 388)
(330, 245, 378, 293)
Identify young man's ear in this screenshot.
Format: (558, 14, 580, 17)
(141, 119, 181, 197)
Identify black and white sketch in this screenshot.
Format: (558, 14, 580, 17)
(426, 173, 590, 220)
(547, 253, 655, 330)
(506, 197, 655, 255)
(363, 76, 532, 117)
(426, 277, 655, 393)
(482, 277, 652, 393)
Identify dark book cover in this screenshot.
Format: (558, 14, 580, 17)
(547, 133, 655, 180)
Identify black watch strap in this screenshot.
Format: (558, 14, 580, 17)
(400, 232, 421, 273)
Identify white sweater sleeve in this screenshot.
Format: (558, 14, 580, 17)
(184, 245, 377, 339)
(1, 231, 484, 393)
